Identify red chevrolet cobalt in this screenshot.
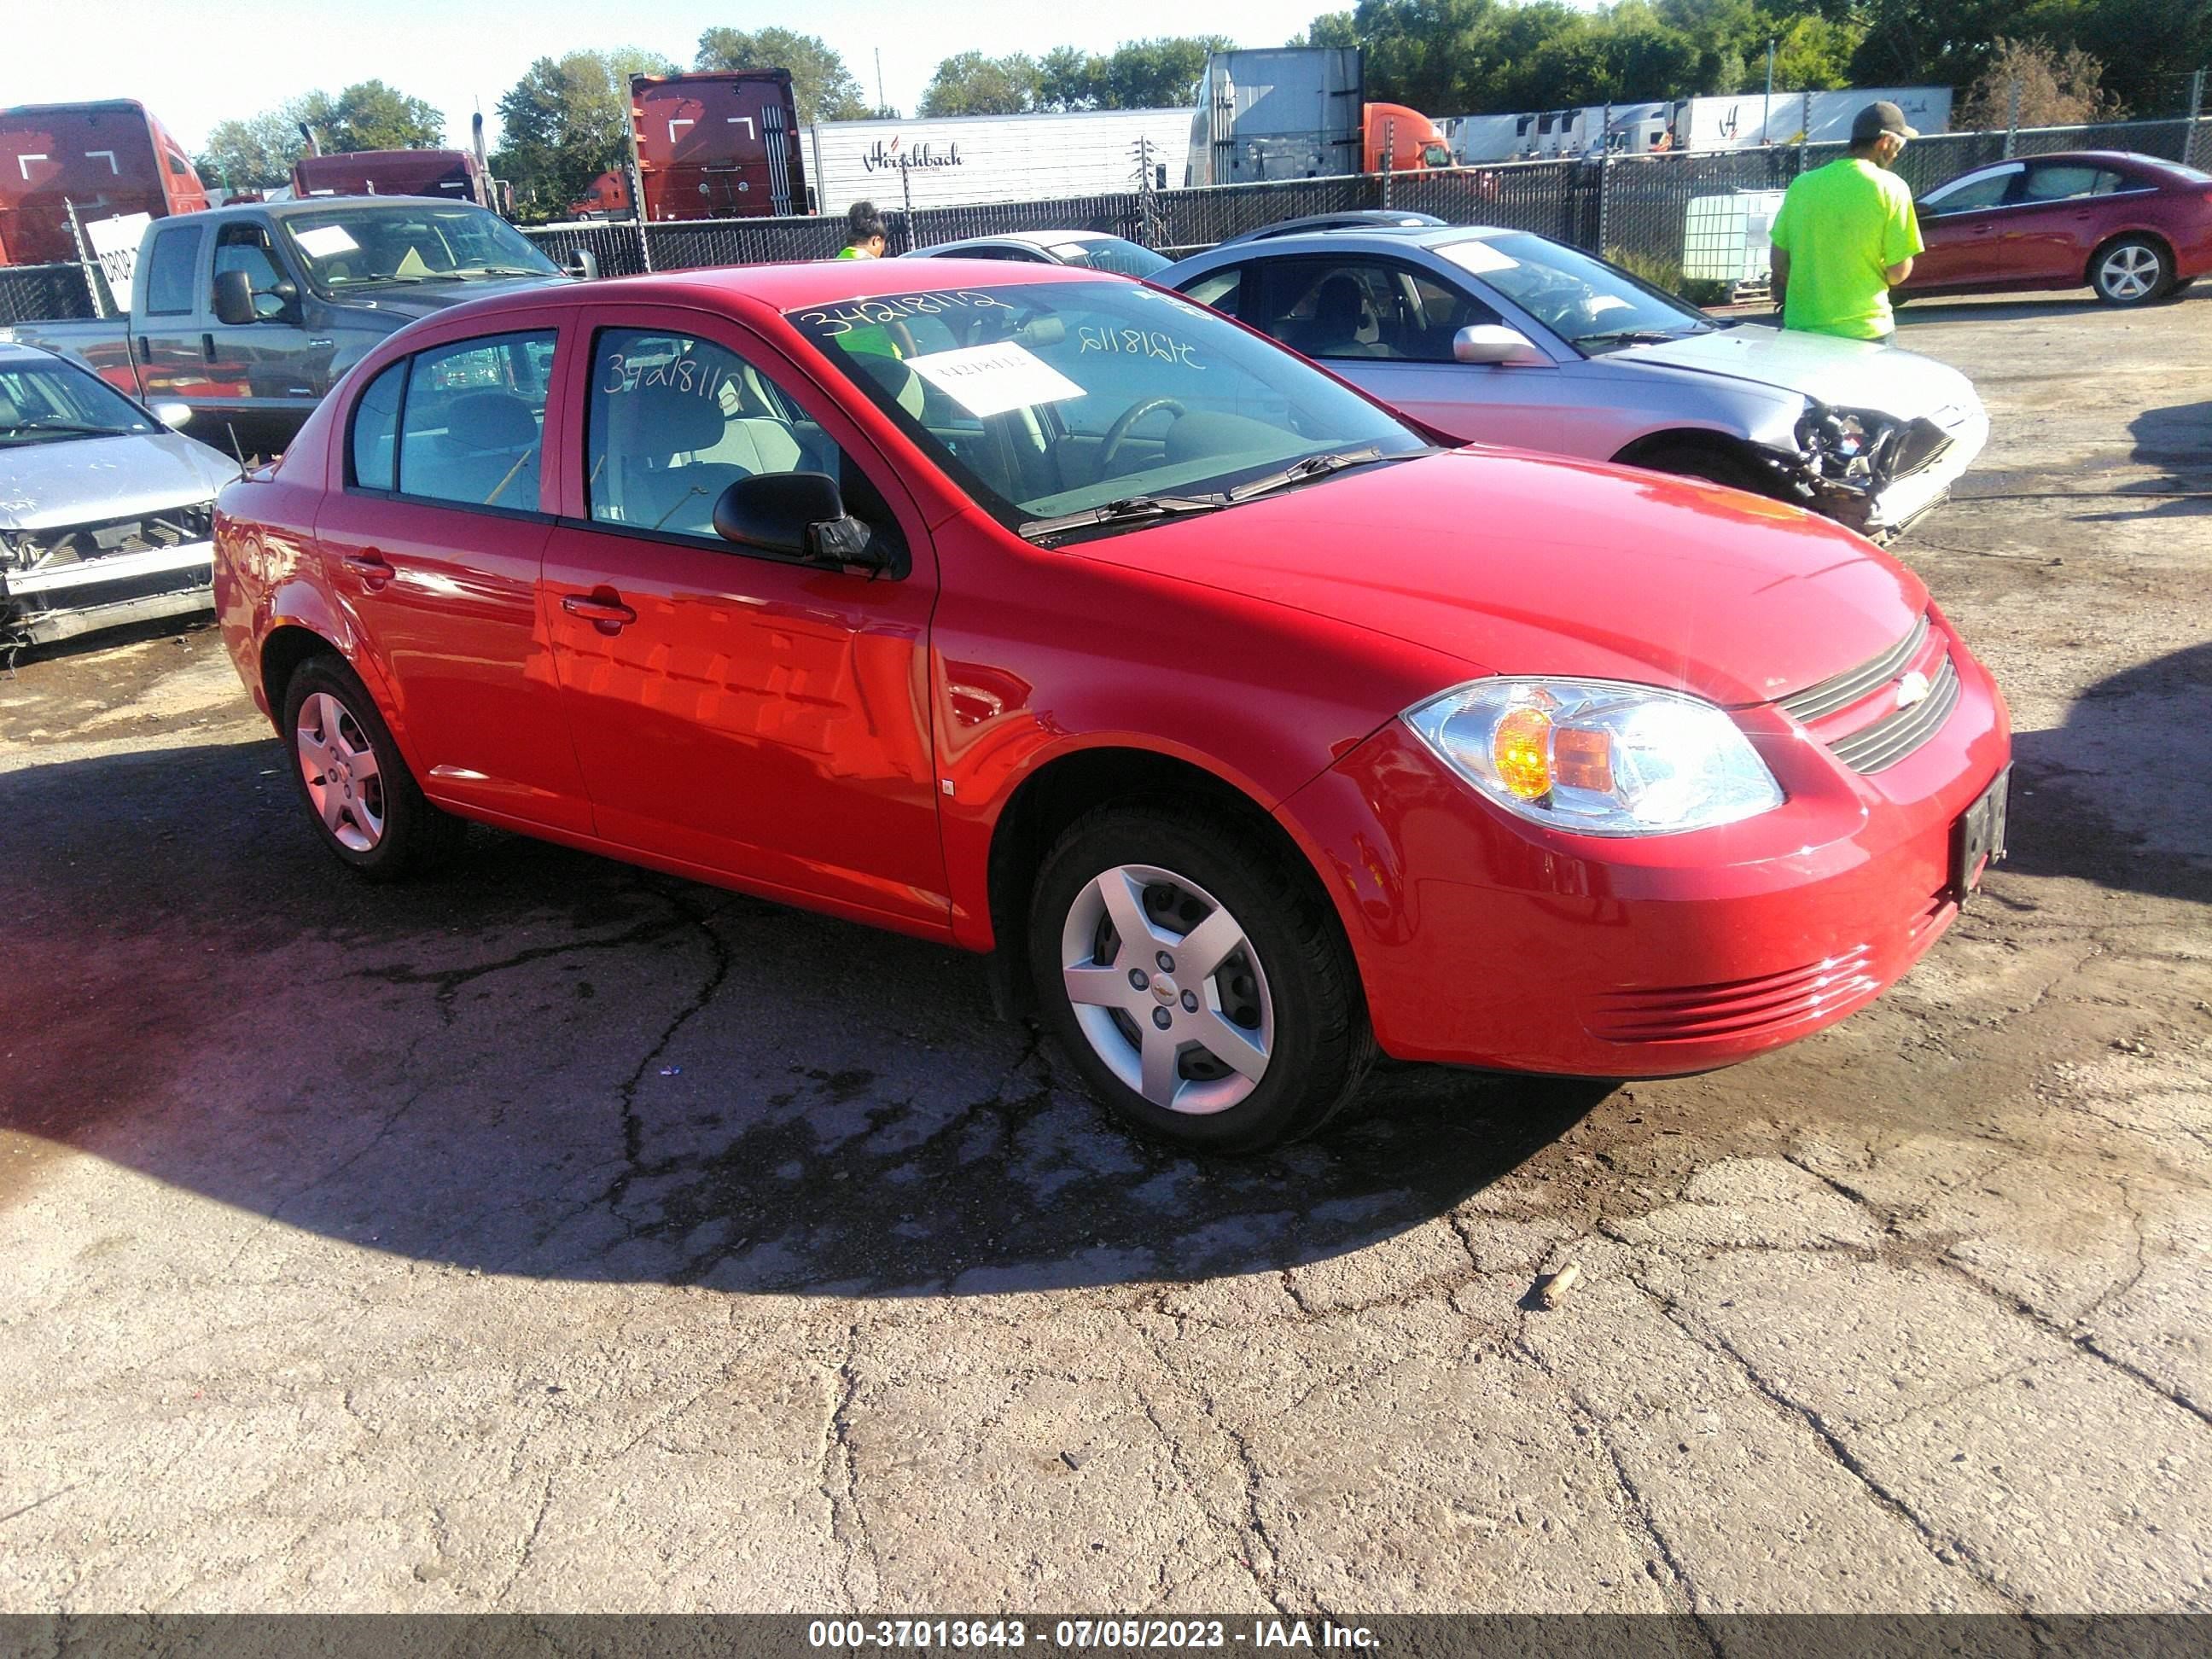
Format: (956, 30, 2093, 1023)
(212, 260, 2011, 1150)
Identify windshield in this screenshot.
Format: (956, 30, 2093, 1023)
(0, 359, 156, 447)
(278, 205, 560, 293)
(1049, 238, 1172, 278)
(786, 280, 1427, 537)
(1441, 234, 1712, 353)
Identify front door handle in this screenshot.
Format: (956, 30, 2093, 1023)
(343, 550, 394, 592)
(201, 333, 218, 364)
(562, 588, 637, 635)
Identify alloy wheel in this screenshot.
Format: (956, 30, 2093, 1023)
(1058, 863, 1274, 1115)
(295, 690, 386, 853)
(2098, 243, 2163, 301)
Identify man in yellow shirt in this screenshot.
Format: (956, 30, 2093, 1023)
(1768, 102, 1924, 343)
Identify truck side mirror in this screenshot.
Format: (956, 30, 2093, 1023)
(566, 248, 600, 281)
(212, 269, 257, 326)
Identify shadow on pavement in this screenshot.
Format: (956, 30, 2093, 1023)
(0, 735, 1610, 1298)
(2006, 642, 2212, 906)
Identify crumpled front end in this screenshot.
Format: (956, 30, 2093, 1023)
(1, 501, 217, 649)
(1778, 393, 1991, 540)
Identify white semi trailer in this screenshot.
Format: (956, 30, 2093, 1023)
(802, 108, 1195, 213)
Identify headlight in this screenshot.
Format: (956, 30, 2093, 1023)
(1796, 404, 1901, 486)
(1405, 678, 1784, 837)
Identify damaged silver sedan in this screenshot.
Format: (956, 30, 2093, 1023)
(1157, 224, 1987, 539)
(1, 342, 237, 654)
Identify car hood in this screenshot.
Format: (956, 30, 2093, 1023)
(0, 430, 237, 531)
(335, 271, 569, 323)
(1611, 323, 1978, 417)
(1080, 447, 1927, 707)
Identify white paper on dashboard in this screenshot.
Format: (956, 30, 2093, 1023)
(902, 342, 1085, 419)
(294, 224, 362, 257)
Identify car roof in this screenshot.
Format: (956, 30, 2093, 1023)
(1181, 225, 1515, 261)
(1222, 211, 1449, 243)
(541, 256, 1122, 315)
(0, 340, 70, 367)
(1944, 149, 2175, 175)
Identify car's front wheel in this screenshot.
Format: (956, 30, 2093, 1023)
(1027, 802, 1375, 1151)
(282, 655, 467, 879)
(2091, 236, 2171, 306)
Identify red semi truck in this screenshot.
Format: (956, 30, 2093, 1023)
(291, 148, 489, 207)
(0, 100, 210, 267)
(629, 71, 806, 221)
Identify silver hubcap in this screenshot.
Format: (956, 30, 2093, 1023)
(2101, 245, 2160, 300)
(1059, 864, 1273, 1115)
(296, 690, 385, 853)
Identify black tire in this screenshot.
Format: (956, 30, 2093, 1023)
(1632, 440, 1773, 497)
(2089, 236, 2172, 306)
(281, 654, 468, 880)
(1027, 800, 1376, 1152)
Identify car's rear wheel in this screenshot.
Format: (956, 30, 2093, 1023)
(2091, 236, 2171, 306)
(282, 655, 466, 879)
(1027, 802, 1375, 1152)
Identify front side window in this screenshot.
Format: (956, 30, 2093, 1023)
(280, 205, 560, 294)
(385, 330, 556, 509)
(142, 224, 201, 317)
(1249, 258, 1503, 362)
(786, 279, 1426, 536)
(1179, 267, 1243, 317)
(214, 224, 288, 319)
(349, 359, 405, 491)
(1439, 234, 1709, 353)
(1048, 238, 1172, 278)
(1922, 166, 2021, 214)
(586, 327, 895, 550)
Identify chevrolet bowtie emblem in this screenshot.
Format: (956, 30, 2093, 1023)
(1896, 669, 1931, 709)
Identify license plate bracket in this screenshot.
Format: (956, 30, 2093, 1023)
(1951, 765, 2011, 901)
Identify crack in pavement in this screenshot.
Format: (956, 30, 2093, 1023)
(494, 1472, 557, 1608)
(1624, 1270, 2035, 1617)
(820, 1320, 880, 1609)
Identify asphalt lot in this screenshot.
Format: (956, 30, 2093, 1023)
(3, 288, 2209, 1615)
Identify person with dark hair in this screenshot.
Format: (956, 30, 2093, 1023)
(838, 200, 889, 259)
(1768, 101, 1924, 343)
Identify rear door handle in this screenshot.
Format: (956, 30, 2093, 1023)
(343, 550, 394, 591)
(562, 589, 637, 635)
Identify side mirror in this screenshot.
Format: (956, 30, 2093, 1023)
(713, 472, 885, 572)
(566, 248, 600, 281)
(212, 268, 256, 326)
(1452, 323, 1547, 366)
(152, 401, 193, 429)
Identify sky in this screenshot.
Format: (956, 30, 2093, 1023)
(4, 0, 1374, 154)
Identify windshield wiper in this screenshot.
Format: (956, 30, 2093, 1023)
(1226, 445, 1388, 504)
(1021, 493, 1226, 539)
(4, 422, 135, 439)
(1579, 325, 1709, 348)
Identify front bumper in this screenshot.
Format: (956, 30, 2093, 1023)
(1, 540, 215, 645)
(1278, 612, 2011, 1076)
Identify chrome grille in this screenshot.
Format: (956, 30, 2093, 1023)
(1829, 652, 1960, 773)
(1779, 615, 1930, 724)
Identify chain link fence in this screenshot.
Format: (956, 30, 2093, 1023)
(519, 114, 2209, 290)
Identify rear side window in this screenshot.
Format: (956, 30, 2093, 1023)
(142, 225, 201, 316)
(344, 330, 556, 509)
(2021, 164, 2126, 202)
(349, 360, 406, 492)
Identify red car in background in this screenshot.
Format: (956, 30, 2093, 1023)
(1903, 149, 2212, 306)
(209, 260, 2010, 1150)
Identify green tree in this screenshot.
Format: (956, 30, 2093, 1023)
(917, 52, 1043, 116)
(492, 46, 677, 220)
(1102, 38, 1237, 108)
(694, 26, 872, 123)
(1039, 46, 1108, 111)
(194, 81, 445, 191)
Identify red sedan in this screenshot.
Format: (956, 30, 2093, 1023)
(1904, 149, 2212, 306)
(211, 260, 2011, 1150)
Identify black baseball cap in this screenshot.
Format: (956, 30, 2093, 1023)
(1851, 101, 1918, 143)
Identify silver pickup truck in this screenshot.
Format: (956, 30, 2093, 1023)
(0, 196, 578, 458)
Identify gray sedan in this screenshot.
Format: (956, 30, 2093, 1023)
(903, 230, 1171, 278)
(0, 343, 236, 652)
(1156, 225, 1988, 538)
